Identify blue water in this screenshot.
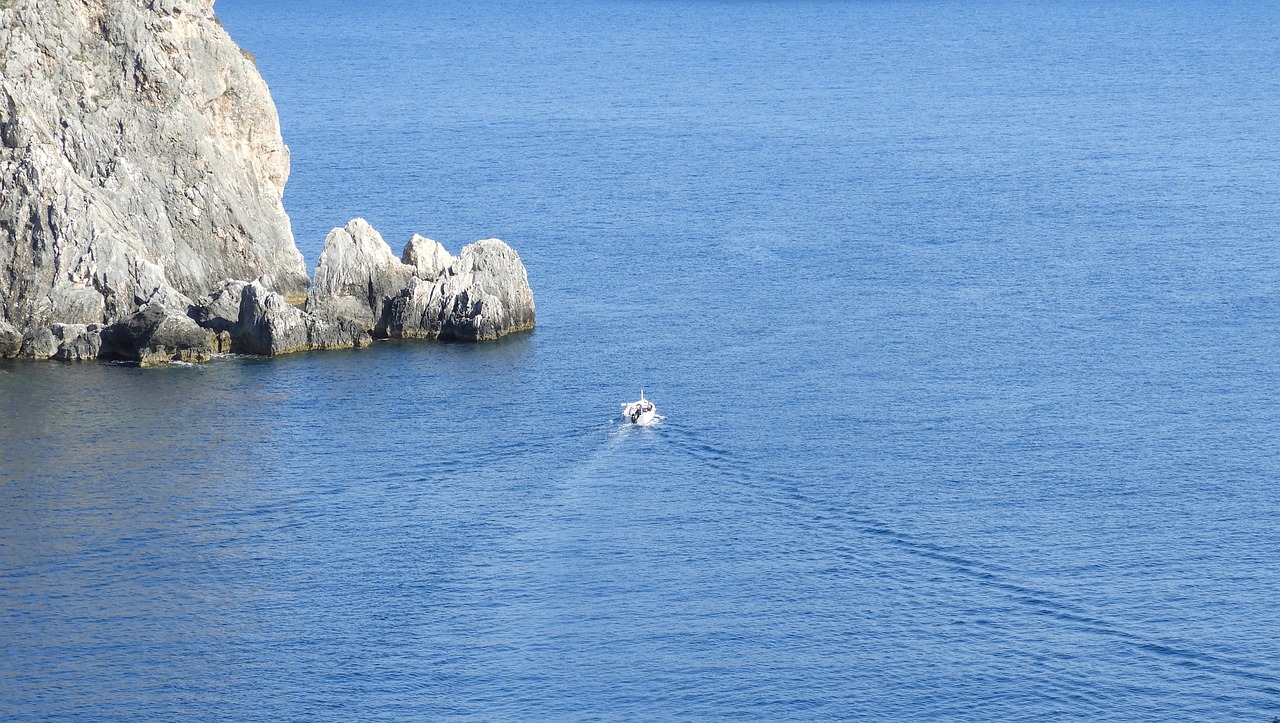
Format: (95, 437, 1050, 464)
(4, 0, 1280, 718)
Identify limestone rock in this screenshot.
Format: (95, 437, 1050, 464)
(402, 234, 455, 282)
(100, 303, 216, 366)
(307, 316, 373, 351)
(0, 0, 308, 336)
(237, 280, 370, 356)
(191, 279, 248, 335)
(236, 281, 309, 356)
(51, 323, 102, 361)
(307, 219, 414, 330)
(0, 1, 539, 364)
(387, 238, 536, 341)
(19, 327, 57, 359)
(0, 319, 20, 358)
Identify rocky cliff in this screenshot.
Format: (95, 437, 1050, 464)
(187, 219, 534, 358)
(0, 0, 308, 331)
(310, 219, 536, 342)
(0, 0, 534, 364)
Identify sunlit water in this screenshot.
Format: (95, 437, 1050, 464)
(3, 0, 1280, 718)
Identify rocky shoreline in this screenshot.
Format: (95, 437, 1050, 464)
(0, 217, 535, 364)
(0, 0, 534, 365)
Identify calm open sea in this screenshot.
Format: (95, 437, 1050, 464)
(3, 0, 1280, 718)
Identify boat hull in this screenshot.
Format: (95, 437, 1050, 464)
(622, 399, 658, 426)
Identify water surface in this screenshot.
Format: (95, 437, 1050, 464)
(3, 0, 1280, 718)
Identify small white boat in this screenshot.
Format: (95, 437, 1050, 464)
(621, 390, 658, 426)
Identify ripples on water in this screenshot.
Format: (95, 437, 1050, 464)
(4, 0, 1280, 719)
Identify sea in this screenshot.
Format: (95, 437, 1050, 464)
(3, 0, 1279, 719)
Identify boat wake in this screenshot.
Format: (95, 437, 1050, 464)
(649, 419, 1280, 697)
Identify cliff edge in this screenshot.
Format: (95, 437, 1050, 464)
(0, 0, 309, 330)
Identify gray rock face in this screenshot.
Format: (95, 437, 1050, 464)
(235, 281, 309, 356)
(100, 303, 216, 366)
(51, 323, 102, 361)
(402, 234, 455, 283)
(19, 327, 57, 359)
(191, 279, 249, 335)
(308, 316, 373, 351)
(387, 238, 536, 342)
(0, 319, 21, 358)
(0, 0, 308, 334)
(307, 219, 414, 330)
(0, 4, 537, 365)
(236, 280, 371, 356)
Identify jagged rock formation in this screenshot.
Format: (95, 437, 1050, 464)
(0, 0, 308, 334)
(309, 220, 536, 342)
(306, 219, 414, 331)
(0, 319, 21, 358)
(402, 234, 455, 282)
(190, 278, 248, 335)
(236, 279, 370, 355)
(99, 303, 217, 365)
(386, 238, 537, 341)
(18, 326, 57, 359)
(51, 323, 103, 361)
(179, 221, 533, 358)
(0, 2, 535, 365)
